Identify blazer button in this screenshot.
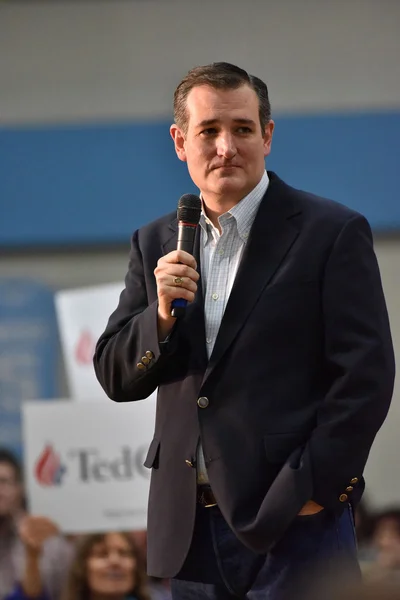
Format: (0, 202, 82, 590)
(185, 459, 194, 468)
(339, 493, 348, 503)
(137, 362, 146, 371)
(197, 396, 209, 408)
(346, 486, 354, 492)
(350, 477, 358, 485)
(146, 351, 154, 359)
(141, 356, 150, 365)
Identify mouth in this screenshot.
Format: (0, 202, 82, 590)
(212, 165, 240, 172)
(103, 571, 127, 581)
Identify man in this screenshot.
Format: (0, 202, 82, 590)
(0, 448, 73, 599)
(94, 63, 395, 599)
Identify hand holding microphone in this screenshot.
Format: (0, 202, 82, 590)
(154, 194, 201, 339)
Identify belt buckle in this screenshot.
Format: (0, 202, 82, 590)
(199, 487, 217, 508)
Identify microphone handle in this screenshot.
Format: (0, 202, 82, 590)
(171, 223, 197, 318)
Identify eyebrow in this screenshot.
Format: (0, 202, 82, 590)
(196, 118, 256, 128)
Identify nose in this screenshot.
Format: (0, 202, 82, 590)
(108, 550, 122, 565)
(216, 133, 237, 159)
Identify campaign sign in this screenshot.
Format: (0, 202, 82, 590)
(0, 278, 59, 458)
(55, 283, 123, 400)
(22, 397, 156, 532)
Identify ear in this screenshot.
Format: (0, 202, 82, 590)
(170, 124, 187, 162)
(263, 120, 275, 158)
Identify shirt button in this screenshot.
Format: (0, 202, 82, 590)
(218, 248, 224, 255)
(212, 293, 219, 300)
(206, 338, 212, 344)
(197, 397, 209, 408)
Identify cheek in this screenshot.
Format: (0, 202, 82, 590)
(124, 558, 136, 584)
(10, 490, 20, 503)
(86, 560, 103, 591)
(186, 142, 213, 164)
(0, 492, 13, 507)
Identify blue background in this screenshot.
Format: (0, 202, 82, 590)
(0, 279, 59, 458)
(1, 111, 399, 246)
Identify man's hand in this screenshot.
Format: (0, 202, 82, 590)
(298, 500, 324, 516)
(19, 515, 59, 555)
(154, 250, 200, 339)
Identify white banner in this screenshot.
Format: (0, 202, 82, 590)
(22, 398, 156, 533)
(55, 283, 123, 400)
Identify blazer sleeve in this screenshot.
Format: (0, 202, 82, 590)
(93, 229, 177, 402)
(306, 214, 395, 510)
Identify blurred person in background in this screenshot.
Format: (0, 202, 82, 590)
(61, 532, 150, 600)
(364, 509, 400, 583)
(0, 448, 73, 600)
(94, 62, 395, 599)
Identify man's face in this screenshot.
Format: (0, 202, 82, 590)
(171, 84, 274, 205)
(0, 462, 22, 517)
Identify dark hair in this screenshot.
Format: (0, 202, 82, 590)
(374, 509, 400, 536)
(62, 532, 150, 600)
(173, 62, 271, 133)
(0, 448, 22, 482)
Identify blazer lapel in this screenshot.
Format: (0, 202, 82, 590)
(202, 178, 302, 385)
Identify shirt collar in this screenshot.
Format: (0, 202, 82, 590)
(199, 170, 269, 242)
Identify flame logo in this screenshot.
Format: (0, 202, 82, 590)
(35, 444, 66, 486)
(75, 330, 95, 365)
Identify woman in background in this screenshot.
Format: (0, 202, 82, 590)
(63, 531, 151, 600)
(7, 530, 151, 600)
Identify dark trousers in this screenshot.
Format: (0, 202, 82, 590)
(171, 503, 361, 599)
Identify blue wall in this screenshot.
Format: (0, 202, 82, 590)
(1, 111, 399, 246)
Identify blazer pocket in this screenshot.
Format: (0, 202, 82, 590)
(143, 437, 160, 469)
(264, 432, 307, 464)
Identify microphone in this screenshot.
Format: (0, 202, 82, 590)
(171, 193, 202, 318)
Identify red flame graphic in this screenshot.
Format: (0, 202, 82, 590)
(35, 444, 61, 486)
(75, 330, 95, 365)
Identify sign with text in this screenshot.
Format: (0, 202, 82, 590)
(55, 283, 123, 400)
(23, 398, 156, 533)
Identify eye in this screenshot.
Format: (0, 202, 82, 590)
(200, 128, 217, 136)
(91, 549, 107, 559)
(119, 549, 134, 558)
(236, 126, 252, 133)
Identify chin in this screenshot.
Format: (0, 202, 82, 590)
(100, 583, 131, 594)
(215, 178, 247, 196)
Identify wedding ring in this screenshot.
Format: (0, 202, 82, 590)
(174, 276, 184, 286)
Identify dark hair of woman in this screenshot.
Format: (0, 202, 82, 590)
(62, 531, 150, 600)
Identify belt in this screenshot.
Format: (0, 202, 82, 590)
(197, 485, 217, 508)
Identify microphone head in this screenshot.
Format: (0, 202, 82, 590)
(177, 194, 202, 225)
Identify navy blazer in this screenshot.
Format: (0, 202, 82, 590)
(94, 172, 395, 578)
